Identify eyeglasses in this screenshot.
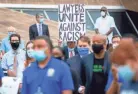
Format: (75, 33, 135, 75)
(10, 40, 19, 43)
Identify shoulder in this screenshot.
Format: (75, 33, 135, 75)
(82, 53, 93, 60)
(2, 51, 11, 60)
(96, 17, 102, 21)
(4, 50, 12, 56)
(43, 24, 48, 27)
(107, 16, 114, 20)
(62, 46, 68, 50)
(81, 53, 94, 64)
(67, 55, 80, 61)
(51, 58, 69, 69)
(19, 49, 26, 54)
(30, 24, 36, 28)
(1, 37, 8, 42)
(23, 62, 37, 75)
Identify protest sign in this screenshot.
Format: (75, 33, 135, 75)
(58, 4, 86, 41)
(0, 77, 20, 94)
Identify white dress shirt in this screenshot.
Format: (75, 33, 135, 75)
(1, 49, 26, 83)
(36, 23, 43, 36)
(68, 48, 75, 58)
(95, 16, 115, 44)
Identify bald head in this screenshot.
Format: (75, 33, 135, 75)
(7, 26, 16, 32)
(100, 6, 108, 18)
(92, 34, 107, 44)
(101, 7, 107, 11)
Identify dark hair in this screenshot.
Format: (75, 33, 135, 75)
(122, 33, 137, 42)
(53, 46, 65, 56)
(112, 35, 121, 40)
(35, 36, 53, 51)
(10, 34, 21, 42)
(26, 41, 34, 59)
(36, 13, 44, 18)
(77, 36, 90, 45)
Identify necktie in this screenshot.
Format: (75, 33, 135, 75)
(39, 24, 42, 36)
(13, 55, 17, 76)
(70, 51, 73, 57)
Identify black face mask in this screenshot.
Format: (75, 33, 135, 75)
(11, 42, 20, 50)
(92, 44, 104, 54)
(55, 57, 62, 60)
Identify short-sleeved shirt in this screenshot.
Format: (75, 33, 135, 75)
(1, 49, 26, 82)
(0, 67, 4, 80)
(1, 37, 25, 53)
(21, 57, 74, 94)
(95, 16, 115, 44)
(120, 82, 138, 94)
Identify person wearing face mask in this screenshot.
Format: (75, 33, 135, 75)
(66, 36, 91, 94)
(81, 34, 111, 94)
(108, 35, 121, 52)
(95, 6, 116, 45)
(52, 46, 65, 60)
(21, 36, 74, 94)
(1, 34, 26, 88)
(29, 13, 50, 40)
(63, 41, 78, 60)
(1, 26, 25, 54)
(24, 41, 35, 68)
(106, 38, 138, 94)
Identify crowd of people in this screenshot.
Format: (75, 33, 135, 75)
(0, 6, 138, 94)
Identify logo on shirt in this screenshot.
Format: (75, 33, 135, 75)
(47, 68, 55, 77)
(93, 64, 103, 72)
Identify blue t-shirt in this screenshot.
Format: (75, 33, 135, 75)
(21, 57, 74, 94)
(0, 67, 4, 80)
(120, 82, 138, 94)
(105, 71, 138, 94)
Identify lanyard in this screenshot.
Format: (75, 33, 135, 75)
(37, 69, 47, 87)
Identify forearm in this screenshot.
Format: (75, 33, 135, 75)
(106, 80, 119, 94)
(95, 29, 99, 34)
(106, 28, 114, 36)
(62, 90, 72, 94)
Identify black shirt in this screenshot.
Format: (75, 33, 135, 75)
(89, 57, 108, 94)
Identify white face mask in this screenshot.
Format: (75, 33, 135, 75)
(112, 43, 119, 49)
(101, 11, 106, 17)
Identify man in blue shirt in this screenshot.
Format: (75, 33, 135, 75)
(0, 67, 4, 87)
(21, 36, 74, 94)
(1, 26, 25, 54)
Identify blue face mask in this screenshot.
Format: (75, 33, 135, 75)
(118, 65, 135, 82)
(68, 47, 74, 51)
(29, 50, 47, 62)
(39, 18, 44, 23)
(77, 47, 89, 57)
(8, 32, 15, 37)
(27, 49, 34, 58)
